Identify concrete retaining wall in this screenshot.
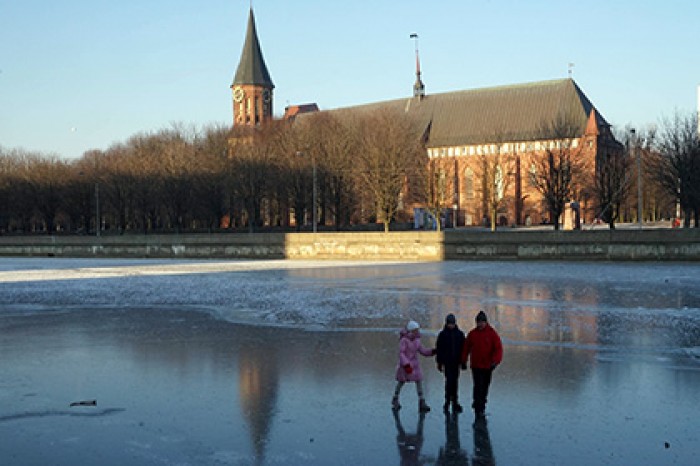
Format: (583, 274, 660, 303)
(0, 229, 698, 261)
(443, 229, 700, 261)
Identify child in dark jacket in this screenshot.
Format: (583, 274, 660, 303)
(436, 313, 466, 413)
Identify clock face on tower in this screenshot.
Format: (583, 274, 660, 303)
(233, 87, 244, 102)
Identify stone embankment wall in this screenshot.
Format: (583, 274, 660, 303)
(0, 230, 698, 261)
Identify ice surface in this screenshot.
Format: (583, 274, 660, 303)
(0, 258, 699, 465)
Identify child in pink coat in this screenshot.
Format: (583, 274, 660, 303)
(392, 320, 435, 412)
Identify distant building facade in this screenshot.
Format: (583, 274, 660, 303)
(231, 9, 620, 227)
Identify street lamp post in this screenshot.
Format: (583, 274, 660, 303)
(631, 128, 642, 229)
(95, 181, 100, 237)
(312, 156, 317, 233)
(297, 150, 317, 233)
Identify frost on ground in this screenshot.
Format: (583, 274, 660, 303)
(0, 257, 699, 354)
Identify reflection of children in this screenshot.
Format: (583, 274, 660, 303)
(393, 410, 426, 465)
(437, 413, 469, 465)
(472, 416, 496, 465)
(392, 320, 435, 413)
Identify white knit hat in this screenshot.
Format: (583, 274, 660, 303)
(406, 320, 420, 331)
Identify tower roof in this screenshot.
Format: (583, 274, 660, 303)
(232, 8, 274, 88)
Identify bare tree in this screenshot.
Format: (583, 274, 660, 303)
(229, 123, 279, 232)
(192, 124, 233, 232)
(268, 119, 309, 230)
(154, 125, 197, 233)
(476, 137, 515, 231)
(594, 128, 632, 229)
(651, 113, 700, 227)
(351, 108, 424, 232)
(100, 144, 134, 234)
(639, 129, 675, 222)
(7, 151, 40, 232)
(291, 113, 358, 230)
(122, 136, 160, 233)
(530, 114, 587, 230)
(0, 147, 18, 232)
(23, 154, 71, 234)
(416, 154, 456, 232)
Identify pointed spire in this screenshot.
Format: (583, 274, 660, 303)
(233, 8, 274, 88)
(410, 33, 425, 98)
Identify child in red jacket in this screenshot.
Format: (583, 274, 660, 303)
(462, 311, 503, 418)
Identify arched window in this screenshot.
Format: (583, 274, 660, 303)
(495, 166, 505, 200)
(464, 167, 474, 199)
(528, 163, 538, 187)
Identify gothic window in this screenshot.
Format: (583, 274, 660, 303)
(495, 166, 505, 200)
(528, 163, 537, 187)
(464, 168, 474, 199)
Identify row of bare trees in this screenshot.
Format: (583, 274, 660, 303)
(594, 113, 700, 229)
(1, 110, 698, 234)
(0, 109, 425, 235)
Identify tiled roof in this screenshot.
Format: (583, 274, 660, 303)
(322, 79, 608, 147)
(283, 103, 320, 119)
(232, 8, 274, 88)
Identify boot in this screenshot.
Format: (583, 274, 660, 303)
(392, 396, 401, 411)
(419, 399, 431, 413)
(452, 400, 463, 413)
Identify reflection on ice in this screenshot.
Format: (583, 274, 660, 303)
(1, 259, 700, 464)
(239, 340, 279, 465)
(437, 413, 469, 465)
(472, 417, 495, 466)
(393, 410, 426, 464)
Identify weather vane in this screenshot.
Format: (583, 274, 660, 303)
(568, 62, 575, 78)
(410, 33, 419, 53)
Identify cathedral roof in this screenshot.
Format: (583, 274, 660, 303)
(232, 8, 274, 88)
(323, 78, 609, 147)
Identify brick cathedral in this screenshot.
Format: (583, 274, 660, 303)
(231, 8, 620, 228)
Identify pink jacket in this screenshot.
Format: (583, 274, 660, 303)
(395, 329, 434, 382)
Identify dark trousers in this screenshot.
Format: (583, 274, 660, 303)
(471, 368, 493, 413)
(444, 365, 461, 402)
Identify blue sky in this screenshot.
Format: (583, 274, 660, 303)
(1, 0, 699, 159)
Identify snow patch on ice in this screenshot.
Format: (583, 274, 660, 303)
(1, 258, 699, 355)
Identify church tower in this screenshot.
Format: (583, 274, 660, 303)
(231, 8, 274, 126)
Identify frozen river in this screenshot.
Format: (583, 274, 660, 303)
(0, 258, 699, 465)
